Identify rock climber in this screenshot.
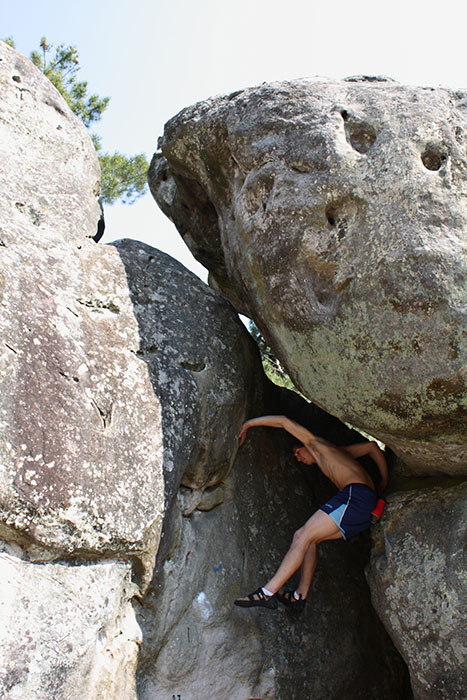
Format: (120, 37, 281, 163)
(234, 415, 388, 610)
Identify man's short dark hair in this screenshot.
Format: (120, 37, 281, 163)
(291, 441, 303, 451)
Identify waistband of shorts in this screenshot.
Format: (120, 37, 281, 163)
(345, 482, 376, 493)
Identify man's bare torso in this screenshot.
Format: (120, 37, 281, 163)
(312, 442, 375, 491)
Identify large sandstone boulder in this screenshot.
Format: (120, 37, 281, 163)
(0, 230, 257, 697)
(112, 238, 255, 498)
(149, 77, 467, 476)
(0, 43, 261, 699)
(0, 40, 101, 243)
(367, 482, 467, 700)
(0, 232, 165, 581)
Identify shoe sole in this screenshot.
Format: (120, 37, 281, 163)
(234, 599, 278, 609)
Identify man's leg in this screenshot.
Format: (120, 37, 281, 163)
(235, 510, 341, 608)
(264, 509, 341, 595)
(295, 542, 318, 599)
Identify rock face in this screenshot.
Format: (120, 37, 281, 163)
(367, 482, 467, 700)
(0, 45, 461, 700)
(137, 389, 411, 700)
(0, 231, 257, 699)
(150, 77, 467, 476)
(0, 234, 165, 580)
(112, 238, 256, 498)
(0, 541, 140, 700)
(0, 40, 101, 243)
(0, 43, 258, 699)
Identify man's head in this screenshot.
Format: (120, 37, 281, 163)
(292, 443, 315, 465)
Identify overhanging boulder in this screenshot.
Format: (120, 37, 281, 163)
(150, 77, 467, 476)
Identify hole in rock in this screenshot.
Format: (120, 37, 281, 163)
(340, 109, 349, 121)
(326, 206, 337, 227)
(180, 359, 206, 372)
(12, 75, 21, 83)
(421, 145, 446, 171)
(290, 162, 311, 173)
(325, 199, 359, 234)
(345, 121, 377, 154)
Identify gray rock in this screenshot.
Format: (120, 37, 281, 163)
(0, 41, 101, 244)
(0, 229, 254, 581)
(0, 231, 165, 583)
(0, 539, 140, 700)
(112, 238, 257, 497)
(0, 210, 262, 696)
(149, 77, 467, 476)
(137, 388, 411, 700)
(367, 482, 467, 699)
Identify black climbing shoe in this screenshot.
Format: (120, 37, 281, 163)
(234, 587, 278, 609)
(276, 589, 306, 611)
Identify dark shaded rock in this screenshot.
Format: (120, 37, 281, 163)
(112, 238, 257, 498)
(137, 386, 411, 700)
(367, 482, 467, 700)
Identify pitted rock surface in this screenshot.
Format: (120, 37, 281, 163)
(0, 231, 164, 575)
(0, 233, 253, 580)
(367, 481, 467, 700)
(0, 41, 101, 243)
(150, 78, 467, 475)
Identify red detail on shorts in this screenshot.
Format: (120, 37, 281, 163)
(371, 498, 386, 519)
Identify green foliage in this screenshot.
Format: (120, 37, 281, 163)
(98, 152, 149, 205)
(30, 37, 109, 127)
(3, 36, 149, 205)
(248, 321, 299, 393)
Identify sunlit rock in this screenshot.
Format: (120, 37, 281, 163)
(150, 77, 467, 476)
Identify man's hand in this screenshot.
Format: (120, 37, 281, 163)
(238, 422, 251, 446)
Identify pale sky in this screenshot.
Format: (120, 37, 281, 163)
(4, 0, 467, 279)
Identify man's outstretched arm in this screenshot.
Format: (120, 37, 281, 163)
(239, 415, 329, 458)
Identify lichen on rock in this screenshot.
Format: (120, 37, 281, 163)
(150, 77, 467, 476)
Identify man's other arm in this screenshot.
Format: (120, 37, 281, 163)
(342, 442, 389, 494)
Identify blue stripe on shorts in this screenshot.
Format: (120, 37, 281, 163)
(320, 483, 377, 539)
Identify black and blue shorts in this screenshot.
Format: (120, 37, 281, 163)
(320, 483, 377, 539)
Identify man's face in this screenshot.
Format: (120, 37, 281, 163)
(292, 446, 315, 465)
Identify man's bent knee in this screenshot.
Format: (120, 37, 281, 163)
(292, 526, 315, 547)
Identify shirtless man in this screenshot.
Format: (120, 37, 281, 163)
(234, 415, 388, 610)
